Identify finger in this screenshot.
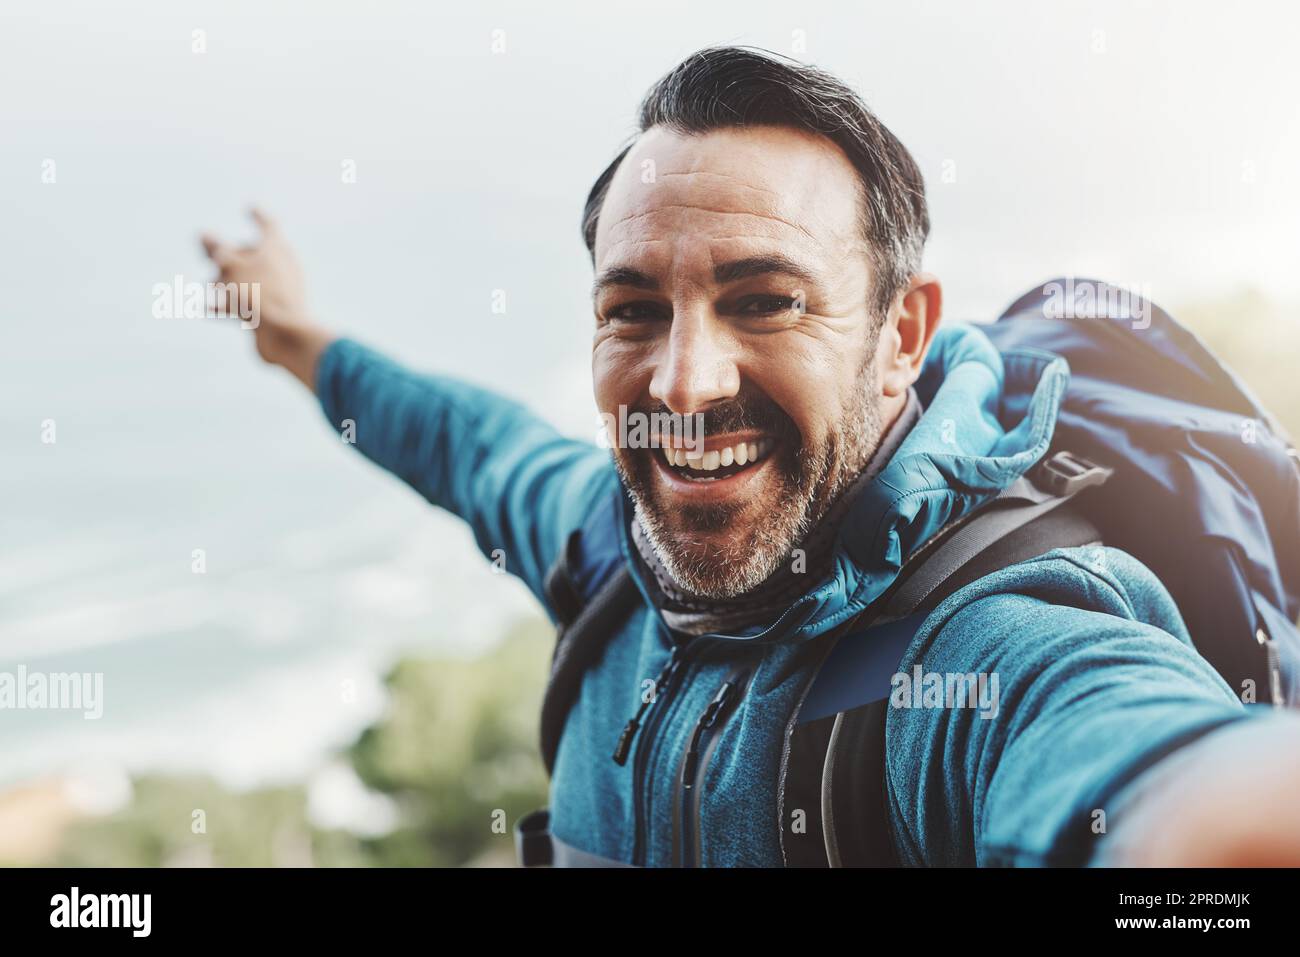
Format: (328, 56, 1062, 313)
(249, 206, 279, 236)
(200, 233, 239, 268)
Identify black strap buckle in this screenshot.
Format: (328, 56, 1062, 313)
(1032, 450, 1112, 497)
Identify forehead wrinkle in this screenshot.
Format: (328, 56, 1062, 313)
(651, 151, 849, 244)
(604, 203, 823, 253)
(655, 168, 783, 199)
(609, 124, 864, 250)
(655, 179, 836, 246)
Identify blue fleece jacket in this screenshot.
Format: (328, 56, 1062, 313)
(314, 321, 1273, 867)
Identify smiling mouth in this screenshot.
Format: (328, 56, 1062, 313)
(656, 438, 775, 482)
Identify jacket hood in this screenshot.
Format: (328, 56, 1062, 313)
(618, 321, 1070, 644)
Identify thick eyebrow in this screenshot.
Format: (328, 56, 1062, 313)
(591, 254, 818, 299)
(591, 266, 659, 298)
(713, 254, 818, 286)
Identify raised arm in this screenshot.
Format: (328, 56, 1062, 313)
(200, 208, 335, 389)
(200, 210, 614, 604)
(314, 338, 613, 599)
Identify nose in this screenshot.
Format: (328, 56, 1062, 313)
(648, 306, 741, 415)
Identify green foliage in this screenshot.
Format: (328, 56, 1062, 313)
(346, 617, 553, 866)
(49, 617, 553, 867)
(54, 775, 313, 867)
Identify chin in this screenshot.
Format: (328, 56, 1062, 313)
(645, 514, 784, 600)
(619, 442, 810, 599)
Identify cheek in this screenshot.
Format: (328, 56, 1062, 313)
(592, 341, 649, 413)
(746, 349, 841, 447)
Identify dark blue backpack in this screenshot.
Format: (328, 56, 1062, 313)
(982, 278, 1300, 706)
(522, 278, 1300, 867)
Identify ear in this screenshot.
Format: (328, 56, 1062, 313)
(880, 273, 942, 398)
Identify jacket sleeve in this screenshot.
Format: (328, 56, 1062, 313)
(314, 337, 616, 608)
(884, 544, 1271, 866)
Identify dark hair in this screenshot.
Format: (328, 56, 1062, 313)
(582, 46, 929, 316)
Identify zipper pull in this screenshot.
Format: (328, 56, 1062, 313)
(612, 645, 685, 765)
(1257, 627, 1285, 707)
(682, 681, 737, 788)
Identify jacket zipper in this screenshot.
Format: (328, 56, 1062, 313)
(614, 637, 694, 866)
(1258, 626, 1285, 706)
(673, 665, 750, 867)
(612, 641, 687, 765)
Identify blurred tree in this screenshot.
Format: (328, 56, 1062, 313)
(54, 775, 313, 867)
(47, 615, 553, 867)
(345, 617, 552, 866)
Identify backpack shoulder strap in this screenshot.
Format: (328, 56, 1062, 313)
(782, 451, 1111, 867)
(538, 494, 641, 777)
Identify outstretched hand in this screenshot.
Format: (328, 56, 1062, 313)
(200, 208, 334, 389)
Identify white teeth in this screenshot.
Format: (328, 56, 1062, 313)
(663, 439, 771, 475)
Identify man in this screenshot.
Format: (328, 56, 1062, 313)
(201, 47, 1300, 866)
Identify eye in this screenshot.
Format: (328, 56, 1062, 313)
(604, 300, 670, 324)
(735, 294, 798, 316)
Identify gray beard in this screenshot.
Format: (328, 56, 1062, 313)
(622, 358, 886, 602)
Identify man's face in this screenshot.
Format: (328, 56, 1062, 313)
(591, 125, 889, 599)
